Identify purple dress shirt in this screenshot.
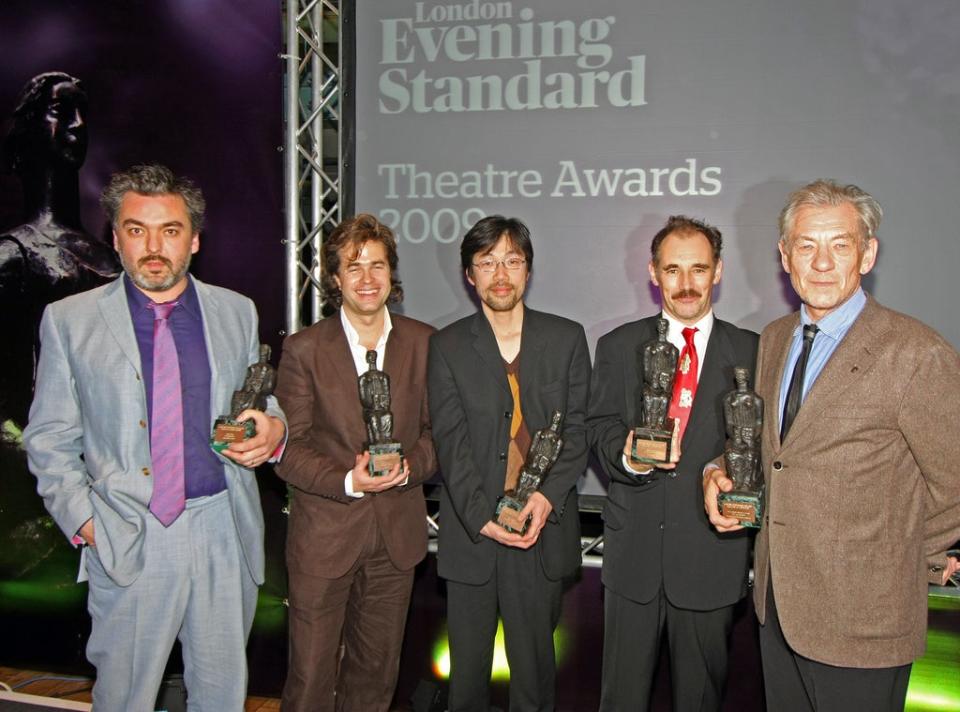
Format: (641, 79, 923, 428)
(124, 275, 227, 498)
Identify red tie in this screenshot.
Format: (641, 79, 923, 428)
(667, 327, 699, 443)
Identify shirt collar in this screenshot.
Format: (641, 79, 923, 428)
(660, 309, 714, 340)
(123, 274, 201, 319)
(340, 307, 392, 353)
(799, 287, 866, 341)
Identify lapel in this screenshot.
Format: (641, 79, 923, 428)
(624, 317, 658, 423)
(779, 298, 883, 449)
(685, 319, 738, 448)
(470, 310, 511, 395)
(383, 313, 411, 384)
(96, 277, 142, 373)
(192, 277, 228, 411)
(322, 314, 366, 403)
(518, 308, 547, 416)
(761, 314, 798, 453)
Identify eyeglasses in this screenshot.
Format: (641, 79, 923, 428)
(472, 255, 527, 273)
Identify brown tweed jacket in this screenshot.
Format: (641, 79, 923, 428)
(753, 296, 960, 668)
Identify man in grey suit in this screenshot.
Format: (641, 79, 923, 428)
(24, 164, 286, 710)
(428, 216, 590, 712)
(704, 179, 960, 711)
(589, 216, 758, 711)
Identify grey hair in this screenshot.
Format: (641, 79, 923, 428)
(778, 179, 882, 247)
(100, 163, 206, 233)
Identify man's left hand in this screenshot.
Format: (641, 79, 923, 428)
(222, 410, 285, 469)
(516, 492, 553, 547)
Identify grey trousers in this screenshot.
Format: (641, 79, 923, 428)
(85, 490, 258, 711)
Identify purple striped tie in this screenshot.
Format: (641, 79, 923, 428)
(148, 301, 185, 526)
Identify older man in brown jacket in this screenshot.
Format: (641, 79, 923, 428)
(704, 179, 960, 711)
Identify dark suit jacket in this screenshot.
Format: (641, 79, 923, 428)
(753, 296, 960, 668)
(274, 312, 437, 578)
(428, 307, 591, 585)
(589, 315, 758, 609)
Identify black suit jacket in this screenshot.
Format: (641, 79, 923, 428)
(428, 307, 591, 585)
(588, 315, 758, 610)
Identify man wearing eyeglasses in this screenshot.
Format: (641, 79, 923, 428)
(428, 215, 590, 712)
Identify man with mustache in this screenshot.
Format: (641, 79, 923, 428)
(588, 215, 758, 711)
(428, 215, 590, 711)
(24, 163, 286, 710)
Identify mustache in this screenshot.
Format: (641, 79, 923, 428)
(138, 254, 173, 269)
(671, 288, 702, 299)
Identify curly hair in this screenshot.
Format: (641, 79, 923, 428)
(321, 213, 403, 308)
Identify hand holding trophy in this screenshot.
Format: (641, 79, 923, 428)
(359, 349, 403, 477)
(631, 318, 680, 464)
(717, 367, 765, 527)
(211, 345, 276, 453)
(496, 411, 565, 534)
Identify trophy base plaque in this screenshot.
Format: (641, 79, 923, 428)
(369, 442, 403, 477)
(630, 426, 672, 465)
(717, 490, 763, 528)
(495, 495, 530, 535)
(211, 417, 256, 454)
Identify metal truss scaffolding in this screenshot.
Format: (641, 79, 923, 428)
(282, 0, 345, 334)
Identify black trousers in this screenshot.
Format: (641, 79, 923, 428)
(445, 544, 563, 712)
(759, 581, 911, 712)
(599, 586, 735, 712)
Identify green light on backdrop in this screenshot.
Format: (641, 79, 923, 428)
(251, 590, 288, 633)
(431, 620, 570, 681)
(0, 580, 85, 611)
(906, 628, 960, 712)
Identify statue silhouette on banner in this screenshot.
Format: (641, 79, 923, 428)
(0, 72, 120, 431)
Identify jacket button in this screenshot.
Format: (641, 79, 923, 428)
(931, 565, 944, 573)
(773, 461, 783, 471)
(142, 467, 151, 476)
(499, 452, 506, 461)
(667, 471, 677, 479)
(139, 420, 147, 428)
(504, 411, 511, 419)
(659, 522, 665, 530)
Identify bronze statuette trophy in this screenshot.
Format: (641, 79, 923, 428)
(717, 367, 765, 527)
(496, 411, 565, 535)
(211, 345, 277, 453)
(631, 318, 679, 464)
(359, 349, 403, 477)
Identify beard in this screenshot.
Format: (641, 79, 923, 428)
(122, 252, 191, 293)
(481, 282, 523, 312)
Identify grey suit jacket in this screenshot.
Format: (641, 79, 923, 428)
(753, 296, 960, 667)
(589, 315, 758, 609)
(428, 307, 591, 585)
(24, 276, 285, 587)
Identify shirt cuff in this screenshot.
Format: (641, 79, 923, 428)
(622, 452, 654, 476)
(702, 462, 722, 478)
(267, 423, 288, 463)
(344, 470, 364, 498)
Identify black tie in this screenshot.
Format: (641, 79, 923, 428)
(780, 324, 819, 443)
